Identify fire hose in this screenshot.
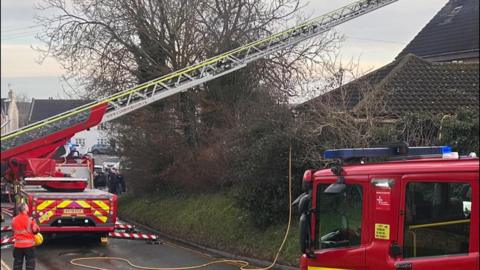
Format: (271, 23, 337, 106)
(70, 146, 293, 270)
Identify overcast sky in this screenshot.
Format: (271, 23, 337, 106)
(1, 0, 449, 99)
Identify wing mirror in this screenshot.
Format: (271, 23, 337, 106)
(296, 192, 315, 257)
(299, 212, 310, 254)
(324, 176, 346, 194)
(293, 193, 311, 214)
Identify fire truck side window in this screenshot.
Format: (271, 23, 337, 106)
(404, 182, 471, 258)
(315, 184, 363, 250)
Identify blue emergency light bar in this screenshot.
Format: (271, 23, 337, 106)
(324, 146, 452, 159)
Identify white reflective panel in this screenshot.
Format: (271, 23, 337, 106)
(442, 152, 459, 159)
(371, 178, 395, 188)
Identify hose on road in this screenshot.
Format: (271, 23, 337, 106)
(70, 146, 294, 270)
(70, 257, 251, 270)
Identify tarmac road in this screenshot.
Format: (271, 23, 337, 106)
(1, 208, 241, 270)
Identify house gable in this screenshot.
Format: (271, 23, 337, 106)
(397, 0, 479, 62)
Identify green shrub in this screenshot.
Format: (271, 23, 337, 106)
(231, 104, 303, 229)
(439, 109, 479, 154)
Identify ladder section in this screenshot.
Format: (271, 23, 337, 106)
(1, 0, 398, 153)
(102, 0, 398, 122)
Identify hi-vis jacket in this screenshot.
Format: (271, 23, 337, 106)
(12, 213, 39, 248)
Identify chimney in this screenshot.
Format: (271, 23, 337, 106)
(8, 89, 15, 101)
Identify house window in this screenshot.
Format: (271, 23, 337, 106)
(75, 138, 86, 147)
(98, 123, 108, 131)
(97, 138, 109, 145)
(404, 182, 471, 258)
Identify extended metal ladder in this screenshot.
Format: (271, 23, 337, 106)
(1, 0, 398, 152)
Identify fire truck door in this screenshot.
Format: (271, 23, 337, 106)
(364, 176, 402, 270)
(394, 173, 478, 270)
(309, 176, 369, 270)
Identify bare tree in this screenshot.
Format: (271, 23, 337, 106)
(35, 0, 341, 192)
(293, 57, 392, 167)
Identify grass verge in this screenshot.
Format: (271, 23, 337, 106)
(118, 192, 299, 266)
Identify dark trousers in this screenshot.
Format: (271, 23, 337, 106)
(13, 247, 35, 270)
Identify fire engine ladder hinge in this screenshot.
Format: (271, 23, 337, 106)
(1, 0, 397, 144)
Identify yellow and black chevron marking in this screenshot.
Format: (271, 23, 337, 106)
(36, 200, 55, 211)
(76, 200, 91, 209)
(39, 210, 54, 224)
(35, 199, 111, 224)
(93, 200, 109, 211)
(93, 210, 108, 223)
(89, 200, 109, 223)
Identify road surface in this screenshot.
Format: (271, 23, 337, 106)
(1, 205, 242, 270)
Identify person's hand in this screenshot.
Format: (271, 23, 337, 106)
(32, 220, 40, 234)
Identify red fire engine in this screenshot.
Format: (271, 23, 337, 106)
(1, 106, 117, 240)
(297, 145, 479, 270)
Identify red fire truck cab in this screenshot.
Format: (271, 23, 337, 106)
(298, 145, 479, 270)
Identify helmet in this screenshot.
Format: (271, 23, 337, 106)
(34, 233, 44, 246)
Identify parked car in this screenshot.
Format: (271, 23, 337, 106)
(94, 165, 104, 174)
(93, 165, 107, 188)
(103, 161, 120, 172)
(89, 144, 114, 155)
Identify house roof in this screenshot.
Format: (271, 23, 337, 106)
(0, 98, 8, 116)
(1, 98, 31, 128)
(28, 99, 93, 124)
(303, 54, 479, 116)
(17, 101, 32, 127)
(397, 0, 479, 62)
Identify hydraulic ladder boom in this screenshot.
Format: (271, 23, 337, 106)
(1, 0, 398, 161)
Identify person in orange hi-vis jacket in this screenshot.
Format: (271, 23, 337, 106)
(11, 202, 40, 270)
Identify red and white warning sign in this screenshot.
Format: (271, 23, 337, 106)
(1, 236, 14, 246)
(1, 226, 12, 232)
(108, 232, 158, 241)
(375, 190, 391, 211)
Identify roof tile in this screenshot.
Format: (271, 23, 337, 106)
(302, 54, 479, 116)
(397, 0, 479, 62)
(28, 99, 93, 124)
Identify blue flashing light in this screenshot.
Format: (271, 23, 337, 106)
(324, 146, 452, 160)
(324, 148, 392, 159)
(441, 146, 452, 154)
